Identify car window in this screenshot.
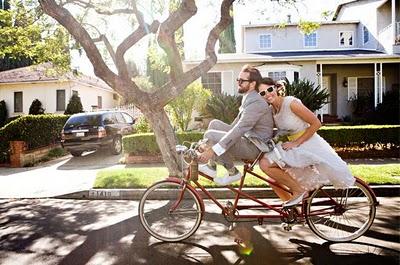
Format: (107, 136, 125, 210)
(103, 113, 116, 125)
(115, 112, 126, 123)
(121, 112, 134, 124)
(65, 114, 101, 128)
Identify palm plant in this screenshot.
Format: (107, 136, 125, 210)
(284, 78, 330, 112)
(201, 93, 242, 124)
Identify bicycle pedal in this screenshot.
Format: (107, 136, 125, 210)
(281, 223, 293, 232)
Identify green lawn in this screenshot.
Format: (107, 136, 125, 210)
(94, 164, 400, 189)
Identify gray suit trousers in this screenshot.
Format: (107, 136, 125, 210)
(205, 120, 260, 169)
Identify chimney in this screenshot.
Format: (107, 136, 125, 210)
(287, 14, 292, 23)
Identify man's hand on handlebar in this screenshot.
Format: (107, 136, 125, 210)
(197, 148, 215, 164)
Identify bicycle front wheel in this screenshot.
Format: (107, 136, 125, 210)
(305, 179, 376, 242)
(139, 180, 203, 242)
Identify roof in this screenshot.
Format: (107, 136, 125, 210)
(243, 20, 360, 29)
(252, 49, 386, 58)
(0, 63, 112, 90)
(184, 49, 400, 65)
(332, 0, 388, 20)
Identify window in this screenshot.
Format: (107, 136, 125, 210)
(339, 31, 353, 47)
(14, 92, 23, 112)
(97, 96, 102, 109)
(259, 34, 272, 49)
(363, 26, 369, 44)
(201, 72, 221, 94)
(121, 112, 134, 124)
(114, 112, 126, 123)
(294, 71, 299, 82)
(304, 32, 317, 47)
(268, 71, 286, 81)
(102, 113, 116, 125)
(56, 90, 65, 111)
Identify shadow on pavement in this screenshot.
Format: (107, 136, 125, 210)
(57, 150, 125, 171)
(285, 238, 400, 265)
(1, 199, 399, 265)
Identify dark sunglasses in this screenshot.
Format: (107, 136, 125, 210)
(236, 78, 251, 84)
(259, 86, 275, 96)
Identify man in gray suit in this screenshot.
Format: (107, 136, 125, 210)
(198, 65, 274, 185)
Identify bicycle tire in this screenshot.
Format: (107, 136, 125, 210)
(139, 180, 203, 242)
(305, 178, 376, 242)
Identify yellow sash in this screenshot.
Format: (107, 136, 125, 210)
(287, 130, 305, 141)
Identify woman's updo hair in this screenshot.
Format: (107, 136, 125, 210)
(275, 80, 287, 97)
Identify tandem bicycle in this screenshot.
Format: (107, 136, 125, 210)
(138, 140, 378, 243)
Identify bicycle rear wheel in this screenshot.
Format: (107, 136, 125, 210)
(305, 178, 376, 242)
(139, 180, 203, 242)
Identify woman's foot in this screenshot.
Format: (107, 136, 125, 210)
(283, 191, 307, 207)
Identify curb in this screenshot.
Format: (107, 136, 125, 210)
(56, 185, 400, 200)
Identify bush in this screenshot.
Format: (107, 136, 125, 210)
(284, 78, 330, 112)
(0, 100, 7, 128)
(65, 94, 83, 114)
(135, 116, 153, 133)
(318, 125, 399, 147)
(201, 93, 242, 124)
(0, 114, 70, 163)
(123, 132, 204, 155)
(122, 125, 399, 156)
(29, 99, 45, 115)
(166, 81, 211, 131)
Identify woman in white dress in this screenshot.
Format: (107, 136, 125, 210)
(258, 79, 355, 207)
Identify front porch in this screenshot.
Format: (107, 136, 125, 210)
(316, 62, 399, 121)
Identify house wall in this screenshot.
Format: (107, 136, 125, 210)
(0, 81, 117, 116)
(244, 23, 359, 53)
(337, 0, 395, 52)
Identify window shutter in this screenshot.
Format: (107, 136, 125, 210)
(347, 77, 357, 100)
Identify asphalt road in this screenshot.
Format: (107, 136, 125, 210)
(0, 197, 399, 265)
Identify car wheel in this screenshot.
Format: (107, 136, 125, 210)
(70, 150, 83, 157)
(111, 136, 122, 155)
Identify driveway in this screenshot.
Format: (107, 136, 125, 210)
(0, 151, 125, 198)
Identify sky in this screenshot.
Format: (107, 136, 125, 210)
(72, 0, 341, 76)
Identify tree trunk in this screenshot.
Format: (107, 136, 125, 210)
(142, 108, 181, 177)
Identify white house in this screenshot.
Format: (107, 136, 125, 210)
(0, 63, 120, 116)
(184, 0, 400, 121)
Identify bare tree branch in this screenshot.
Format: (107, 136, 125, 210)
(157, 0, 197, 81)
(156, 0, 234, 106)
(82, 22, 117, 64)
(39, 0, 118, 88)
(115, 1, 159, 80)
(64, 0, 135, 15)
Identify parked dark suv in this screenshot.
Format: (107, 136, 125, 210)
(61, 111, 135, 156)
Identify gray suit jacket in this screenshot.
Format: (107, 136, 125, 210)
(218, 90, 273, 151)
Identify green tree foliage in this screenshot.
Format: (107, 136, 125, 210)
(28, 99, 45, 115)
(0, 0, 70, 71)
(64, 95, 83, 115)
(135, 116, 153, 133)
(0, 100, 8, 128)
(201, 93, 242, 124)
(219, 6, 236, 53)
(166, 82, 211, 131)
(284, 78, 329, 112)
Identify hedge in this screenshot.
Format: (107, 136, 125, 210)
(123, 125, 400, 155)
(0, 114, 70, 163)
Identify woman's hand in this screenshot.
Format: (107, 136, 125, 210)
(281, 141, 299, 150)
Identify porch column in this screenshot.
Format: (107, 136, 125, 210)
(316, 64, 323, 122)
(374, 63, 383, 108)
(379, 63, 383, 104)
(393, 0, 396, 44)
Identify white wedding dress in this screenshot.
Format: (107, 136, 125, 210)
(266, 96, 355, 191)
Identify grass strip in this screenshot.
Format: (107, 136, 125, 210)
(94, 164, 400, 189)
